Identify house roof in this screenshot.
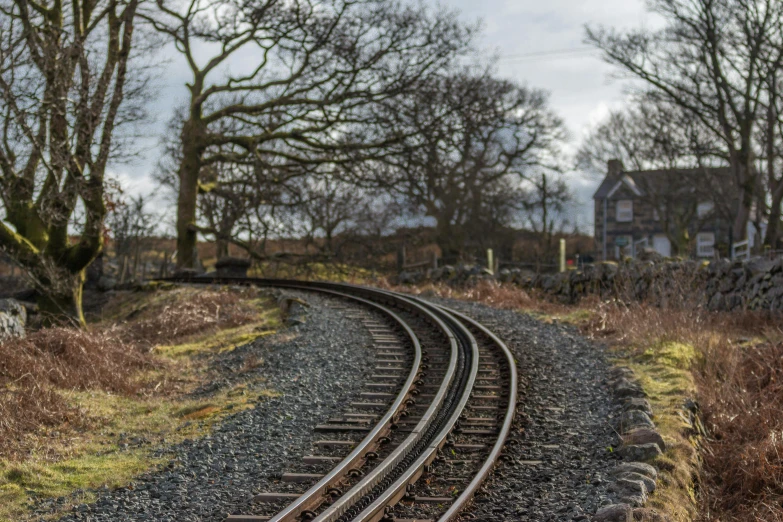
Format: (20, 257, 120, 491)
(592, 166, 732, 199)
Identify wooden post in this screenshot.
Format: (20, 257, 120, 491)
(487, 248, 494, 275)
(120, 256, 128, 284)
(431, 251, 438, 270)
(397, 245, 406, 272)
(559, 239, 566, 272)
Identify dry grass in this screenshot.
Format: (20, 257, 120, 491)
(0, 286, 264, 460)
(386, 277, 783, 521)
(380, 278, 575, 315)
(584, 302, 783, 522)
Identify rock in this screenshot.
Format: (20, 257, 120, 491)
(618, 411, 654, 432)
(609, 462, 658, 481)
(623, 398, 653, 416)
(614, 471, 656, 493)
(632, 507, 670, 521)
(0, 298, 26, 341)
(609, 478, 648, 507)
(614, 378, 647, 399)
(621, 428, 666, 452)
(594, 504, 633, 522)
(214, 257, 251, 278)
(97, 275, 118, 292)
(617, 443, 663, 461)
(609, 366, 635, 380)
(277, 295, 309, 325)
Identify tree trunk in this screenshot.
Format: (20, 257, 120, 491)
(732, 161, 755, 241)
(36, 270, 86, 328)
(216, 238, 229, 259)
(176, 123, 204, 270)
(765, 189, 783, 249)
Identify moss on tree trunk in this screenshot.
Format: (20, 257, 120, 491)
(36, 271, 87, 328)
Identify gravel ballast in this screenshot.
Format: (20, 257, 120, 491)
(47, 290, 622, 522)
(422, 297, 620, 521)
(52, 291, 378, 522)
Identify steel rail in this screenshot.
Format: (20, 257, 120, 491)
(159, 277, 513, 522)
(263, 286, 424, 521)
(426, 302, 518, 521)
(161, 277, 462, 521)
(336, 304, 479, 522)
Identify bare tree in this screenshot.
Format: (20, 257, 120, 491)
(0, 0, 143, 325)
(520, 171, 572, 259)
(586, 0, 783, 241)
(365, 69, 566, 260)
(144, 0, 473, 270)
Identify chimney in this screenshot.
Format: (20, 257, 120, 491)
(607, 159, 624, 177)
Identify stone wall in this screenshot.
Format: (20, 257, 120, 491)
(396, 256, 783, 312)
(0, 299, 26, 341)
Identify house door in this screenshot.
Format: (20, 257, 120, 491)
(653, 235, 671, 257)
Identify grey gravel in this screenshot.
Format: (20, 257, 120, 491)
(47, 291, 378, 522)
(419, 297, 622, 522)
(40, 290, 627, 521)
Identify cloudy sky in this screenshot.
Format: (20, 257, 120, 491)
(119, 0, 661, 230)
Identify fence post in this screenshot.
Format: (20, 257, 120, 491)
(487, 248, 494, 275)
(397, 245, 406, 272)
(559, 239, 566, 273)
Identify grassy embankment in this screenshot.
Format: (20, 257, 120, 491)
(389, 279, 783, 522)
(0, 284, 280, 522)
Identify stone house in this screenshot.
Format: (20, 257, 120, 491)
(593, 160, 739, 260)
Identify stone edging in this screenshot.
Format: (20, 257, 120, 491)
(595, 366, 667, 522)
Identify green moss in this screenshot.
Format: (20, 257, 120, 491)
(1, 451, 156, 521)
(617, 341, 699, 522)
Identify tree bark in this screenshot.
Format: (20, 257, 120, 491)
(765, 189, 783, 249)
(35, 270, 87, 328)
(176, 121, 205, 270)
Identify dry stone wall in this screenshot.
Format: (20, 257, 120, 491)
(397, 256, 783, 312)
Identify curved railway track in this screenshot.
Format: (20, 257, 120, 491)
(163, 277, 517, 522)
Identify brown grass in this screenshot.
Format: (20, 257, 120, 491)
(0, 286, 262, 459)
(569, 300, 783, 522)
(386, 277, 783, 521)
(380, 278, 574, 314)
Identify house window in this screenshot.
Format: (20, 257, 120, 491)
(697, 202, 714, 218)
(697, 232, 715, 257)
(616, 200, 633, 222)
(614, 235, 632, 259)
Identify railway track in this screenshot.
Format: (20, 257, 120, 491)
(164, 277, 517, 522)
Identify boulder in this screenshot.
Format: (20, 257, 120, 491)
(609, 462, 658, 481)
(609, 477, 648, 507)
(0, 298, 26, 341)
(623, 398, 653, 416)
(614, 378, 647, 399)
(618, 411, 655, 432)
(594, 504, 633, 522)
(613, 471, 656, 493)
(622, 428, 666, 452)
(617, 443, 663, 461)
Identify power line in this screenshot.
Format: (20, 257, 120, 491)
(498, 47, 597, 62)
